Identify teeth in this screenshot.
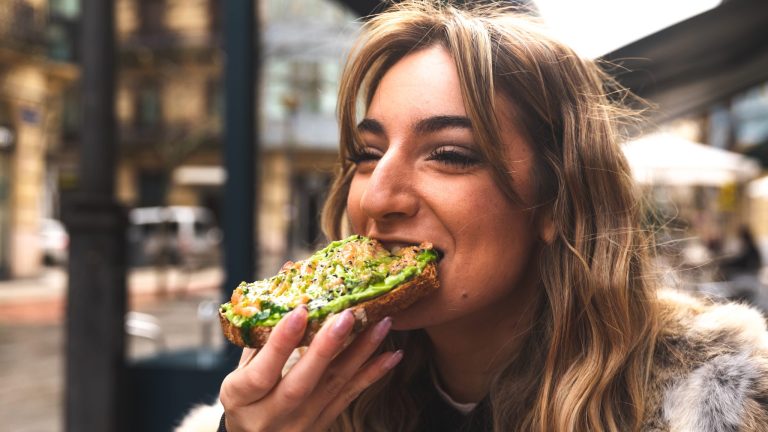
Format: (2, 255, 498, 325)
(390, 245, 404, 253)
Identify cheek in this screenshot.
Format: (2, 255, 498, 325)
(441, 196, 538, 299)
(346, 175, 365, 231)
(455, 216, 535, 271)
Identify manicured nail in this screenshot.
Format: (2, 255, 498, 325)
(285, 305, 307, 332)
(383, 350, 404, 370)
(371, 317, 392, 343)
(330, 310, 354, 338)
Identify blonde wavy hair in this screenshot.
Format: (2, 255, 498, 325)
(322, 1, 661, 430)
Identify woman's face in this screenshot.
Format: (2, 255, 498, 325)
(346, 45, 542, 330)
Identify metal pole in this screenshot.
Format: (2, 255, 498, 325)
(222, 0, 257, 358)
(64, 0, 127, 430)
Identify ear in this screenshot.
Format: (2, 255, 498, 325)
(538, 209, 556, 244)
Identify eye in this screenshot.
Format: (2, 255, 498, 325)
(346, 147, 383, 165)
(426, 146, 480, 169)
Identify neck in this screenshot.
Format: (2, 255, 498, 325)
(425, 286, 539, 404)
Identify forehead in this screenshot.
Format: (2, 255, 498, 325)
(366, 45, 466, 122)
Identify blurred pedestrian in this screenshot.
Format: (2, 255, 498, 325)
(180, 1, 768, 431)
(720, 225, 763, 278)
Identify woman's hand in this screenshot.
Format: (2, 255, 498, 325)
(219, 306, 403, 432)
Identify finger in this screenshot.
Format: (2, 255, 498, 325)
(303, 317, 392, 413)
(238, 348, 257, 368)
(272, 309, 356, 409)
(221, 306, 308, 405)
(316, 350, 404, 428)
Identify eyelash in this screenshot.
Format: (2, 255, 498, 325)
(346, 148, 381, 165)
(426, 147, 480, 168)
(347, 146, 480, 169)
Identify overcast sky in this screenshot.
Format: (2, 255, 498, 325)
(534, 0, 721, 58)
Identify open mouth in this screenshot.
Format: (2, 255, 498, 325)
(384, 242, 445, 262)
(434, 248, 445, 262)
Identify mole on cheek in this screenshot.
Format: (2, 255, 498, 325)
(461, 292, 469, 299)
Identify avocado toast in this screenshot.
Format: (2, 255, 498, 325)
(219, 235, 440, 348)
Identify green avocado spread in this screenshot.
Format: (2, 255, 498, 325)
(221, 235, 437, 337)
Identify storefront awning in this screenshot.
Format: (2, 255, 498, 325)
(603, 0, 768, 122)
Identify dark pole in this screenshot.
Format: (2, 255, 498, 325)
(64, 0, 127, 431)
(222, 0, 257, 358)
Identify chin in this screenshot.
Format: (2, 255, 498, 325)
(389, 296, 445, 330)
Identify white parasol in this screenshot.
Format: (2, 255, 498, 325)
(622, 133, 762, 186)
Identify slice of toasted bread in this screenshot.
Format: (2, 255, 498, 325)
(219, 262, 438, 349)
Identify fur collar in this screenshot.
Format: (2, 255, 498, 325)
(644, 290, 768, 431)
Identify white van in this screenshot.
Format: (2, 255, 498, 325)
(128, 206, 221, 267)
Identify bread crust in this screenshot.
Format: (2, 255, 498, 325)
(219, 262, 439, 349)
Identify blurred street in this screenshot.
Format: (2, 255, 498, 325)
(0, 266, 225, 432)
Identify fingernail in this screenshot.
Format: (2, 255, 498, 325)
(371, 317, 392, 343)
(383, 350, 404, 370)
(330, 310, 354, 338)
(285, 305, 307, 332)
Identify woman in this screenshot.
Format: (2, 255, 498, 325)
(180, 2, 768, 431)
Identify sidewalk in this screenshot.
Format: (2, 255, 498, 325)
(0, 276, 225, 432)
(0, 266, 224, 324)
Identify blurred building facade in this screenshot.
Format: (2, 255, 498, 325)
(0, 0, 78, 279)
(1, 0, 359, 279)
(111, 0, 356, 272)
(111, 0, 225, 212)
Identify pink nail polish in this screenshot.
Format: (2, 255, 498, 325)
(371, 317, 392, 342)
(330, 310, 354, 337)
(286, 306, 307, 332)
(383, 350, 403, 369)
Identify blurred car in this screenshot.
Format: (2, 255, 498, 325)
(40, 218, 69, 265)
(128, 206, 222, 268)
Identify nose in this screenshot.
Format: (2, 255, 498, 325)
(359, 151, 419, 223)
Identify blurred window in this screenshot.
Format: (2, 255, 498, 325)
(139, 0, 165, 35)
(206, 78, 223, 120)
(50, 0, 79, 19)
(138, 171, 168, 207)
(319, 62, 340, 116)
(263, 60, 292, 120)
(294, 61, 321, 113)
(48, 0, 79, 61)
(61, 87, 80, 138)
(732, 82, 768, 149)
(264, 60, 337, 117)
(136, 82, 162, 129)
(47, 24, 71, 61)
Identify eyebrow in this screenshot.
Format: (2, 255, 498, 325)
(357, 118, 384, 135)
(356, 115, 473, 136)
